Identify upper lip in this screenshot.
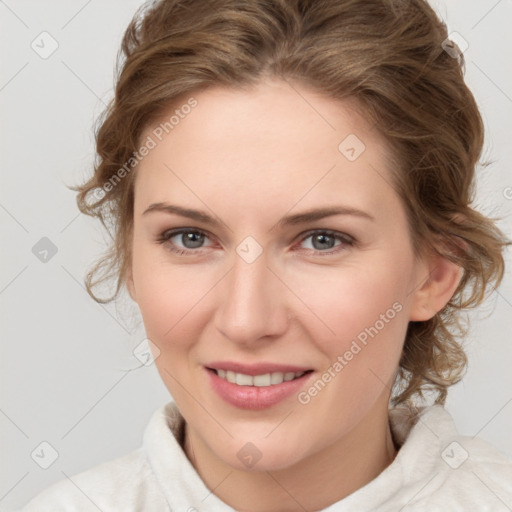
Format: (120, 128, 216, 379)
(206, 361, 313, 375)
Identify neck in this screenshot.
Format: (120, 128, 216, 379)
(183, 400, 399, 511)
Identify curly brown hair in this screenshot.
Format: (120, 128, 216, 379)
(70, 0, 509, 407)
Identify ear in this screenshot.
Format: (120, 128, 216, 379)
(409, 249, 462, 322)
(125, 264, 137, 303)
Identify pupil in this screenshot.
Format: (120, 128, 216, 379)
(183, 232, 204, 248)
(313, 234, 334, 250)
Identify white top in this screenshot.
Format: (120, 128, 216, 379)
(20, 402, 512, 511)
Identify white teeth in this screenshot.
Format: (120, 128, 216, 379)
(271, 372, 283, 385)
(215, 370, 307, 387)
(253, 373, 271, 387)
(236, 373, 253, 386)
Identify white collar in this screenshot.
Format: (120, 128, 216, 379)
(143, 402, 458, 511)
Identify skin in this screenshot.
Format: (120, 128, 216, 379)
(126, 77, 461, 511)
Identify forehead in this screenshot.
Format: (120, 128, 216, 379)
(134, 79, 400, 220)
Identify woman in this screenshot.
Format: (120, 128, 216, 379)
(21, 0, 512, 510)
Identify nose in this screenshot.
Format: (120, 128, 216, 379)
(214, 249, 289, 346)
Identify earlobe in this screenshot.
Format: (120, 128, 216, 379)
(409, 252, 462, 322)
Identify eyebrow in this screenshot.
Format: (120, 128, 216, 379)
(142, 203, 375, 230)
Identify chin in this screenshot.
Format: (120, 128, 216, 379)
(213, 435, 311, 473)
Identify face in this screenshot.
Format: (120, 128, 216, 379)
(127, 78, 433, 472)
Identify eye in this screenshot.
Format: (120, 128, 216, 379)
(156, 228, 355, 257)
(156, 228, 214, 255)
(295, 230, 354, 255)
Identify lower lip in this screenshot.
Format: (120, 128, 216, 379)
(206, 368, 313, 410)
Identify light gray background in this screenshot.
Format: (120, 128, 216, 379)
(1, 1, 511, 510)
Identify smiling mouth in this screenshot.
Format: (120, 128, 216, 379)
(207, 368, 314, 387)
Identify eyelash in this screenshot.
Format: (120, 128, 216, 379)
(156, 228, 355, 257)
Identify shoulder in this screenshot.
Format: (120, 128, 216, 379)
(19, 447, 167, 511)
(19, 402, 180, 511)
(393, 405, 512, 512)
(428, 432, 512, 510)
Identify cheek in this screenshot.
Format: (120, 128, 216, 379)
(291, 265, 410, 427)
(293, 256, 412, 368)
(131, 245, 216, 346)
(131, 252, 212, 397)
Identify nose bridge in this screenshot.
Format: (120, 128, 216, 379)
(215, 247, 286, 343)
